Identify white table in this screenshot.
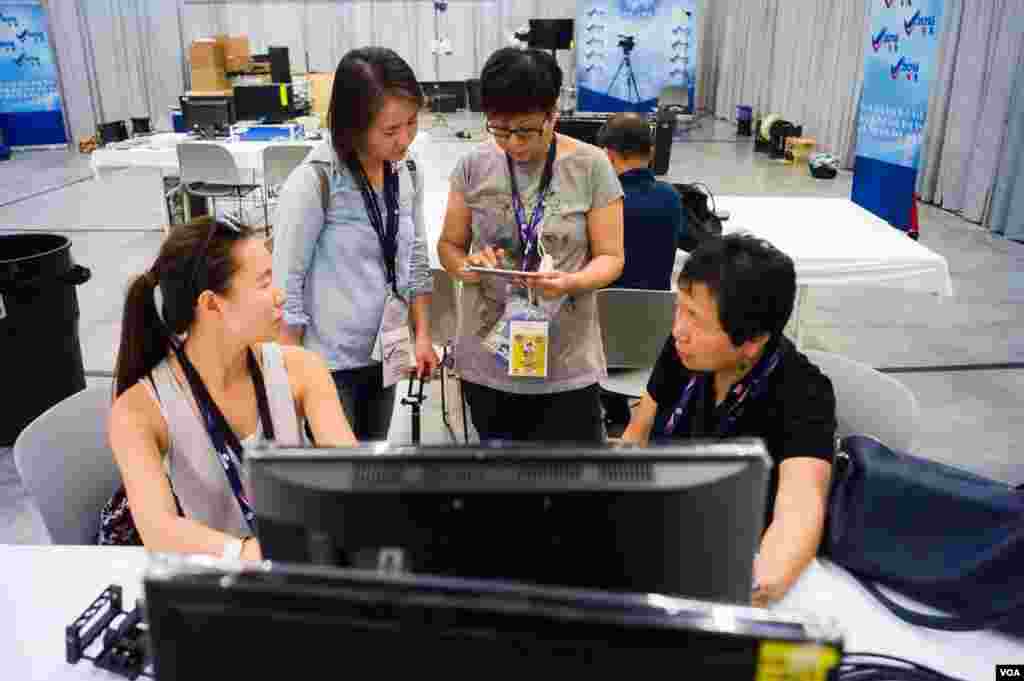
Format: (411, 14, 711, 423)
(1, 545, 1019, 681)
(89, 133, 322, 177)
(666, 196, 954, 347)
(714, 196, 953, 296)
(89, 133, 323, 229)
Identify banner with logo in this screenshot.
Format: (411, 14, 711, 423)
(0, 1, 67, 147)
(575, 0, 698, 114)
(852, 0, 944, 231)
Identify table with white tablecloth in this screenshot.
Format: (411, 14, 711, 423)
(89, 133, 323, 228)
(1, 545, 1018, 681)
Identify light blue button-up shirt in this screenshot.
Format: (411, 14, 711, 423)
(272, 142, 432, 371)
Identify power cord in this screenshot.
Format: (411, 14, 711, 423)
(837, 652, 967, 681)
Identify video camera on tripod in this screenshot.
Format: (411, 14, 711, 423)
(617, 34, 636, 54)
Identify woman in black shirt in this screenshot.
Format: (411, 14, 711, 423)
(620, 234, 836, 607)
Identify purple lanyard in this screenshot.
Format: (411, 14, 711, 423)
(663, 345, 782, 437)
(506, 138, 557, 272)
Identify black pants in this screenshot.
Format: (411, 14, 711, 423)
(331, 365, 396, 441)
(462, 381, 605, 443)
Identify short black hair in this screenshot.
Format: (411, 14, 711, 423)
(679, 234, 796, 347)
(328, 47, 420, 158)
(480, 47, 562, 115)
(597, 113, 652, 158)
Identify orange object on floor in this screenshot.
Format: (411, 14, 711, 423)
(908, 193, 920, 240)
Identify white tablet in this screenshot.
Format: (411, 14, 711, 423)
(465, 266, 544, 278)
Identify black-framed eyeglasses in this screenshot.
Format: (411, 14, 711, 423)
(485, 114, 551, 141)
(190, 217, 243, 302)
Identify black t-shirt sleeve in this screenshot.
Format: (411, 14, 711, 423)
(769, 357, 837, 464)
(646, 335, 688, 405)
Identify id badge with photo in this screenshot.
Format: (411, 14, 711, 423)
(372, 292, 412, 389)
(481, 295, 550, 378)
(509, 320, 549, 378)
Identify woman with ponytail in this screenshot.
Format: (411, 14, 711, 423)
(99, 218, 355, 558)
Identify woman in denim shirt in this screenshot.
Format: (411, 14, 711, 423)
(273, 47, 437, 439)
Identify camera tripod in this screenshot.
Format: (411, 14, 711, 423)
(607, 37, 642, 105)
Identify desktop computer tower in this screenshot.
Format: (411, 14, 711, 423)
(651, 108, 677, 176)
(268, 46, 291, 84)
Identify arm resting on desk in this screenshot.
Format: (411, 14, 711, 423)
(753, 457, 832, 607)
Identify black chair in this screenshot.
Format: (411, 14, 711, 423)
(130, 117, 151, 135)
(96, 121, 129, 146)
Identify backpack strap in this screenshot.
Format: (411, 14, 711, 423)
(309, 157, 414, 215)
(310, 160, 331, 215)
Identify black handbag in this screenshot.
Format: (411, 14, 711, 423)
(823, 434, 1024, 634)
(672, 182, 723, 252)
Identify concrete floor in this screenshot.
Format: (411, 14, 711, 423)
(1, 114, 1022, 544)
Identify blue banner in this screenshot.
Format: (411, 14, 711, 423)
(852, 0, 944, 230)
(0, 2, 66, 147)
(575, 0, 698, 114)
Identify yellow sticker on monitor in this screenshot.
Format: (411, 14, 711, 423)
(755, 642, 840, 681)
(279, 84, 289, 107)
(509, 320, 549, 378)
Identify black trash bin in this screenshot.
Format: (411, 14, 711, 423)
(0, 234, 91, 446)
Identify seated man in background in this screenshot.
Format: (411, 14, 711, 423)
(598, 112, 684, 291)
(598, 113, 687, 430)
(620, 234, 836, 607)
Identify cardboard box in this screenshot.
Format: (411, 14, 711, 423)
(191, 67, 230, 93)
(185, 89, 233, 98)
(190, 38, 229, 92)
(190, 39, 225, 70)
(307, 72, 335, 127)
(225, 35, 250, 72)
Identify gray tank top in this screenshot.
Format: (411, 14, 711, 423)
(144, 343, 302, 537)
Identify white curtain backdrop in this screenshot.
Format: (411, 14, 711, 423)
(180, 1, 582, 83)
(46, 1, 185, 140)
(916, 0, 1024, 224)
(46, 0, 98, 145)
(699, 0, 867, 168)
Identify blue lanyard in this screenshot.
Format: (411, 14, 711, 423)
(350, 155, 402, 299)
(663, 344, 782, 437)
(506, 138, 557, 272)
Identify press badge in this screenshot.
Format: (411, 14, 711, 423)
(508, 320, 549, 378)
(372, 293, 412, 388)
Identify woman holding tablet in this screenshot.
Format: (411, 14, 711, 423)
(437, 47, 624, 442)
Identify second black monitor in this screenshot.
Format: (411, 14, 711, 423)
(249, 440, 771, 605)
(234, 84, 293, 123)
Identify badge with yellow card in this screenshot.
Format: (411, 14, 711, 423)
(508, 320, 549, 378)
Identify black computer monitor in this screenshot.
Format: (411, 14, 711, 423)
(529, 19, 574, 50)
(420, 81, 468, 112)
(234, 84, 293, 123)
(143, 554, 842, 679)
(249, 441, 771, 604)
(180, 96, 235, 136)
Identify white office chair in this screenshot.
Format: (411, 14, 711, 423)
(804, 350, 920, 452)
(598, 288, 677, 398)
(13, 387, 121, 545)
(431, 268, 466, 441)
(261, 144, 314, 234)
(177, 142, 260, 226)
